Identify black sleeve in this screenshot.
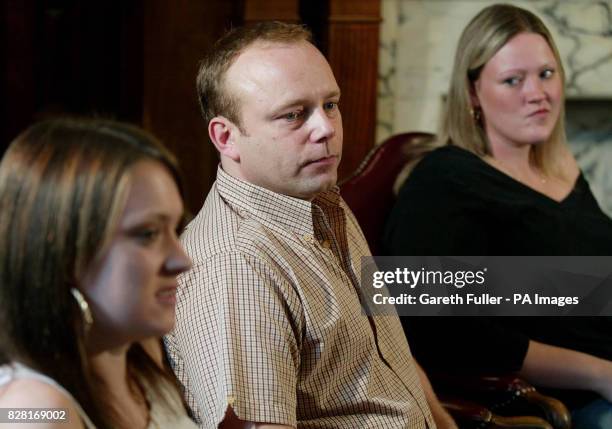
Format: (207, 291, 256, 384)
(383, 151, 530, 373)
(402, 317, 530, 374)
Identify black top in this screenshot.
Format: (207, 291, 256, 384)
(383, 145, 612, 408)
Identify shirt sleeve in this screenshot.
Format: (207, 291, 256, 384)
(169, 251, 304, 428)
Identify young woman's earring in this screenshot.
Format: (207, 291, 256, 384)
(70, 288, 93, 334)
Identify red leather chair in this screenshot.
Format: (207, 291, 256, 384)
(339, 132, 571, 429)
(340, 132, 435, 255)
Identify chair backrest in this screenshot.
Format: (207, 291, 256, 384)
(339, 132, 435, 255)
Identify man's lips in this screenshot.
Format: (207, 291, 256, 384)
(302, 155, 338, 167)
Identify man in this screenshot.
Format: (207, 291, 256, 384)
(165, 21, 456, 429)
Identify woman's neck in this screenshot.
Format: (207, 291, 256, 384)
(485, 140, 548, 186)
(89, 345, 129, 391)
(489, 140, 532, 171)
(90, 346, 150, 429)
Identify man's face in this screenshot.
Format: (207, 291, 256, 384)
(224, 40, 343, 200)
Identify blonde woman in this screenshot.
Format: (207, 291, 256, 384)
(384, 4, 612, 428)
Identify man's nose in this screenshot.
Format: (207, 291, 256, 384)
(309, 108, 336, 143)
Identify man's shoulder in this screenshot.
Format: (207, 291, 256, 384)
(180, 184, 240, 259)
(180, 184, 290, 265)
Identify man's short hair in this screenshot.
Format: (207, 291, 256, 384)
(196, 21, 313, 128)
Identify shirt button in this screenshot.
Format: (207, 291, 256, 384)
(227, 395, 236, 406)
(321, 239, 331, 249)
(302, 234, 313, 244)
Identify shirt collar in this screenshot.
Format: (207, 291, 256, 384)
(216, 166, 342, 237)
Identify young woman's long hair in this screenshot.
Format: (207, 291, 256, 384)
(0, 118, 184, 428)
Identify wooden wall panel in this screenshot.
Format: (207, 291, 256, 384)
(3, 0, 381, 211)
(1, 1, 35, 152)
(1, 1, 141, 152)
(143, 0, 242, 215)
(325, 0, 381, 180)
(244, 0, 299, 23)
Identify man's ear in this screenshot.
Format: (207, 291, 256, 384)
(209, 116, 240, 162)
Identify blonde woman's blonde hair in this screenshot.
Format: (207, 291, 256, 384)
(442, 3, 569, 179)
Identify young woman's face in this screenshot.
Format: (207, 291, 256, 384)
(473, 32, 563, 150)
(82, 160, 191, 348)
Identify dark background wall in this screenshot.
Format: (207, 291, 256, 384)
(2, 0, 380, 215)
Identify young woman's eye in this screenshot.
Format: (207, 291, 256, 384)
(133, 228, 160, 244)
(503, 76, 520, 86)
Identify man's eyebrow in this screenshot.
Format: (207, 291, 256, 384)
(271, 89, 342, 115)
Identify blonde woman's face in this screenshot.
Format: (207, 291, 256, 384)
(82, 160, 191, 348)
(472, 32, 562, 151)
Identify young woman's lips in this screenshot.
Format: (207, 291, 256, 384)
(156, 286, 177, 306)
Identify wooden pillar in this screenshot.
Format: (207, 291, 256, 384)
(319, 0, 381, 180)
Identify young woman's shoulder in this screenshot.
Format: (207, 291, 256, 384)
(415, 145, 481, 176)
(0, 378, 85, 428)
(404, 145, 485, 194)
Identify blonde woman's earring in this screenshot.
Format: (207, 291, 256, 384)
(470, 107, 482, 122)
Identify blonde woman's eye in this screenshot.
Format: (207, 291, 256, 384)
(541, 69, 555, 79)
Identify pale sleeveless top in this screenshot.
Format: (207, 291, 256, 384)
(0, 362, 97, 428)
(144, 377, 198, 429)
(0, 363, 197, 429)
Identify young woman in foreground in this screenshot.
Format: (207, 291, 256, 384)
(0, 119, 196, 428)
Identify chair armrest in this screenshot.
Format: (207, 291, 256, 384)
(431, 373, 533, 394)
(441, 397, 553, 429)
(522, 390, 570, 429)
(431, 374, 570, 429)
(489, 416, 553, 429)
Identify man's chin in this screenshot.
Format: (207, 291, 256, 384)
(293, 175, 337, 200)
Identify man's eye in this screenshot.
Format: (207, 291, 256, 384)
(282, 111, 302, 121)
(324, 101, 338, 112)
